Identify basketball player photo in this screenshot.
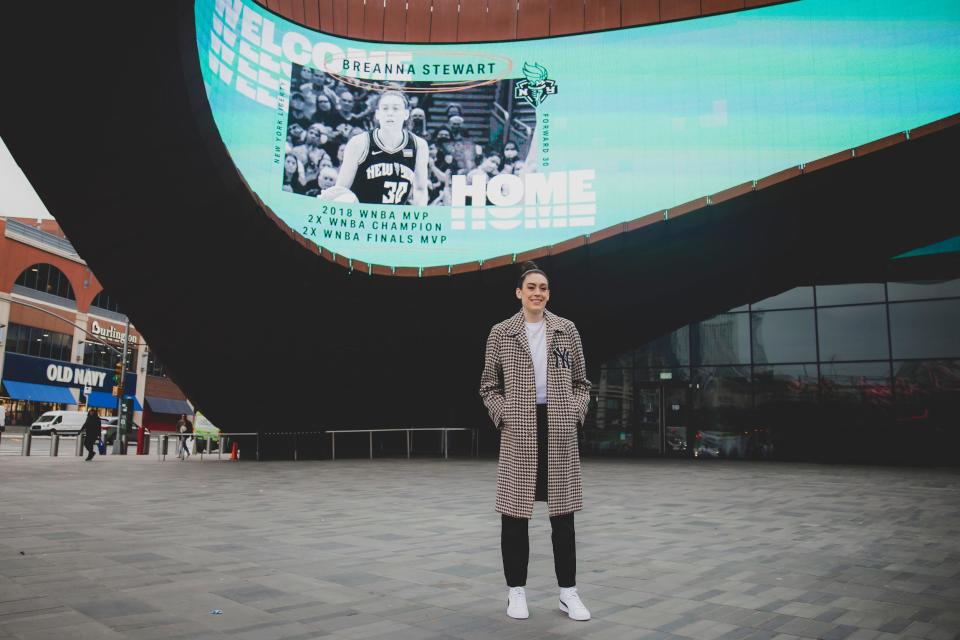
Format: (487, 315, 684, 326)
(320, 90, 429, 205)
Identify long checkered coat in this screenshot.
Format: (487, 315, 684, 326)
(479, 310, 591, 519)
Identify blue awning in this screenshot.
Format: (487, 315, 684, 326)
(86, 391, 142, 411)
(145, 396, 192, 415)
(2, 380, 77, 404)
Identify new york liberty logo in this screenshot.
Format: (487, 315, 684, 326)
(514, 62, 558, 108)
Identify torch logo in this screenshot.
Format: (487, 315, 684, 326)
(514, 62, 558, 108)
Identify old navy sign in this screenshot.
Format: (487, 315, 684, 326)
(2, 353, 135, 393)
(46, 364, 107, 387)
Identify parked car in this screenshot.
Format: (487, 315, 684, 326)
(100, 417, 142, 445)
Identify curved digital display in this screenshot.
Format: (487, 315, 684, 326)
(196, 0, 960, 269)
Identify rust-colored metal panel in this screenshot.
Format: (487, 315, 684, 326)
(668, 196, 708, 219)
(431, 0, 460, 42)
(487, 0, 518, 40)
(422, 265, 451, 277)
(267, 0, 281, 12)
(621, 0, 659, 26)
(458, 0, 489, 42)
(481, 254, 515, 269)
(450, 261, 481, 274)
(289, 0, 306, 23)
(347, 0, 365, 38)
(910, 113, 960, 139)
(625, 211, 664, 231)
(330, 0, 348, 35)
(855, 132, 907, 157)
(803, 149, 853, 174)
(550, 235, 587, 255)
(363, 0, 385, 40)
(517, 0, 550, 39)
(549, 0, 584, 36)
(701, 0, 743, 15)
(352, 259, 370, 273)
(516, 245, 551, 262)
(755, 166, 801, 190)
(303, 0, 321, 29)
(585, 0, 621, 31)
(406, 0, 433, 42)
(587, 223, 625, 244)
(710, 180, 754, 205)
(371, 264, 393, 275)
(383, 0, 407, 40)
(745, 0, 783, 7)
(395, 267, 420, 277)
(660, 0, 701, 23)
(319, 0, 334, 32)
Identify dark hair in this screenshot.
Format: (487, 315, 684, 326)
(516, 260, 548, 288)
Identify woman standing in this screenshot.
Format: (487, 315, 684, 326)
(479, 261, 592, 621)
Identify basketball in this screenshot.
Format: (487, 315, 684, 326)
(320, 186, 359, 203)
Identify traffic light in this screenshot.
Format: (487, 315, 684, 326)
(112, 362, 123, 397)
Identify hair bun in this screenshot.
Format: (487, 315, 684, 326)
(519, 260, 539, 272)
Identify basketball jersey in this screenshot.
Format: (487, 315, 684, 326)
(353, 129, 419, 205)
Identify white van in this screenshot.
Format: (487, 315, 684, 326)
(29, 411, 88, 435)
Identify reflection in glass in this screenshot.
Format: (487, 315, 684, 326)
(887, 278, 960, 302)
(693, 314, 750, 365)
(751, 287, 813, 310)
(889, 299, 960, 360)
(816, 283, 885, 306)
(692, 366, 753, 458)
(755, 364, 818, 408)
(893, 360, 960, 428)
(636, 326, 689, 368)
(818, 305, 889, 362)
(820, 361, 891, 408)
(751, 309, 817, 364)
(585, 366, 633, 456)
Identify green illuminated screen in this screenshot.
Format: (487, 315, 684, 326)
(196, 0, 960, 269)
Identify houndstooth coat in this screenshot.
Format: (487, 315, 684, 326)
(479, 310, 591, 519)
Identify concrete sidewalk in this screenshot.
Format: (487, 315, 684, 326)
(0, 456, 958, 639)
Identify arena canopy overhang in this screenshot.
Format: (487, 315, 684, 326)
(1, 1, 958, 445)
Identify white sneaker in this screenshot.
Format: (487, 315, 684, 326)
(506, 586, 529, 619)
(559, 586, 590, 621)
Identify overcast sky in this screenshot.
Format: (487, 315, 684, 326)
(0, 136, 52, 220)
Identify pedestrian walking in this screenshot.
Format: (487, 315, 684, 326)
(176, 414, 193, 459)
(82, 409, 101, 461)
(479, 260, 592, 621)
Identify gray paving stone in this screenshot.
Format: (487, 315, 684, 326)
(1, 457, 959, 640)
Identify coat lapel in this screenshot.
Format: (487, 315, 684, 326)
(504, 311, 532, 365)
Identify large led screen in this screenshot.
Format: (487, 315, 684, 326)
(197, 0, 960, 270)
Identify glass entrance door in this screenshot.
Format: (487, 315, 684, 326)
(635, 382, 692, 457)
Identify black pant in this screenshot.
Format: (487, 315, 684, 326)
(502, 404, 576, 587)
(84, 437, 97, 458)
(502, 513, 576, 588)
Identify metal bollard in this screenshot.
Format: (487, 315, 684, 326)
(141, 432, 150, 455)
(76, 434, 83, 456)
(120, 433, 128, 455)
(161, 435, 169, 460)
(51, 433, 60, 457)
(22, 430, 32, 456)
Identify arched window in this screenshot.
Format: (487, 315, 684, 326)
(15, 264, 76, 301)
(90, 290, 124, 315)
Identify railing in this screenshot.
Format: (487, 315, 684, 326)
(1, 428, 479, 462)
(325, 428, 476, 460)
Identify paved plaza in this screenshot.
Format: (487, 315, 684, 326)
(0, 455, 959, 640)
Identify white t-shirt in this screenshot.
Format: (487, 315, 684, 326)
(525, 319, 548, 404)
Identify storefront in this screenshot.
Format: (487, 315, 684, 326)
(0, 352, 140, 426)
